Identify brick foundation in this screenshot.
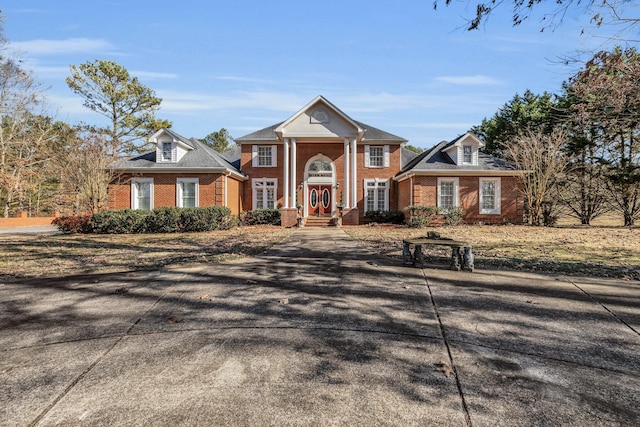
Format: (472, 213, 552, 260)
(281, 208, 298, 228)
(341, 208, 360, 225)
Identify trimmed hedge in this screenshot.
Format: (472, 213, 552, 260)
(241, 209, 281, 226)
(364, 210, 405, 224)
(53, 206, 237, 234)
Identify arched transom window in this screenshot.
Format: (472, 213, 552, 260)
(308, 159, 332, 178)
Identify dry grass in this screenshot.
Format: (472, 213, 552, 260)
(0, 226, 293, 281)
(345, 225, 640, 280)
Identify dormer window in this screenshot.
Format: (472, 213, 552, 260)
(162, 142, 172, 162)
(463, 145, 472, 164)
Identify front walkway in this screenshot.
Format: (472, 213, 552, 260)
(1, 228, 639, 425)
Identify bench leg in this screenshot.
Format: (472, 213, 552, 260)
(463, 246, 474, 272)
(450, 247, 461, 271)
(413, 244, 424, 267)
(402, 242, 413, 265)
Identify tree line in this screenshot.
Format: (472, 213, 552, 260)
(1, 14, 638, 225)
(473, 47, 640, 226)
(0, 16, 235, 218)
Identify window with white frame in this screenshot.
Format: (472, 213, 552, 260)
(253, 178, 277, 209)
(462, 145, 472, 164)
(437, 178, 459, 210)
(365, 145, 389, 168)
(131, 178, 153, 210)
(161, 142, 172, 162)
(479, 178, 501, 214)
(252, 145, 277, 167)
(364, 179, 389, 212)
(177, 178, 198, 208)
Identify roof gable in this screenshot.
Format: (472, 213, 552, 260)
(398, 133, 516, 176)
(274, 95, 363, 139)
(110, 129, 245, 178)
(235, 96, 407, 144)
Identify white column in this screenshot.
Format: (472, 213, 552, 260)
(351, 137, 357, 208)
(290, 138, 297, 208)
(344, 138, 350, 208)
(284, 138, 290, 208)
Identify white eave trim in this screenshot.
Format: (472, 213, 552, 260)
(109, 167, 248, 181)
(394, 169, 526, 182)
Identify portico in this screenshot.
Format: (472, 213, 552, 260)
(236, 95, 407, 226)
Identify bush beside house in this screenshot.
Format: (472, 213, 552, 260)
(53, 206, 237, 234)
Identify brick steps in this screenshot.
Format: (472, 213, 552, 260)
(304, 216, 336, 227)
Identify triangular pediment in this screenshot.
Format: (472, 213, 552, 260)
(275, 95, 363, 139)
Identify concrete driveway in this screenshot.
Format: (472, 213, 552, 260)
(1, 228, 639, 426)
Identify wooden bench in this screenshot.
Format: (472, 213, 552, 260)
(402, 236, 474, 272)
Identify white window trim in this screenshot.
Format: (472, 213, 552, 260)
(437, 177, 459, 210)
(364, 145, 390, 168)
(363, 178, 390, 212)
(479, 177, 501, 215)
(252, 145, 277, 167)
(161, 142, 172, 162)
(462, 145, 473, 164)
(176, 178, 199, 208)
(158, 141, 176, 163)
(252, 178, 278, 210)
(131, 178, 154, 210)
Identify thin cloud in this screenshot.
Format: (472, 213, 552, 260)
(131, 71, 178, 80)
(211, 75, 277, 85)
(158, 90, 309, 114)
(399, 122, 477, 130)
(10, 38, 116, 56)
(434, 75, 503, 85)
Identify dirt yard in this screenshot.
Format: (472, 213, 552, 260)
(1, 224, 638, 281)
(344, 225, 640, 280)
(0, 226, 292, 281)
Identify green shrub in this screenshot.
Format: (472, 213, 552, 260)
(52, 214, 93, 233)
(91, 209, 148, 234)
(180, 206, 237, 232)
(407, 216, 431, 228)
(89, 206, 238, 234)
(406, 205, 438, 228)
(364, 210, 405, 224)
(443, 206, 465, 226)
(241, 209, 281, 226)
(146, 207, 181, 233)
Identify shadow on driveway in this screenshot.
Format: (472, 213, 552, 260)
(1, 228, 639, 426)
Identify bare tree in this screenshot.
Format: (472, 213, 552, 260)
(0, 55, 56, 217)
(502, 129, 569, 225)
(568, 47, 640, 226)
(56, 127, 117, 214)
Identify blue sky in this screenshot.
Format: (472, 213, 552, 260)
(2, 0, 631, 149)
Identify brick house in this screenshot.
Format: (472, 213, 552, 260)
(108, 96, 523, 225)
(108, 128, 246, 215)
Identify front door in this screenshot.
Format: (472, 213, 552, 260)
(308, 185, 332, 216)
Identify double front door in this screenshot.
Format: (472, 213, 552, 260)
(308, 185, 331, 216)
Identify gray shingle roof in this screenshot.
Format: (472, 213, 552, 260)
(234, 120, 406, 143)
(234, 123, 282, 142)
(399, 136, 516, 174)
(110, 129, 244, 176)
(401, 147, 419, 169)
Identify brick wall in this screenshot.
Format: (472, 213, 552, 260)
(240, 142, 403, 220)
(397, 179, 412, 219)
(108, 173, 228, 210)
(0, 212, 60, 228)
(405, 175, 523, 224)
